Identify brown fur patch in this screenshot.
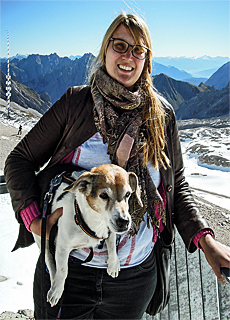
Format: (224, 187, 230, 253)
(86, 164, 130, 211)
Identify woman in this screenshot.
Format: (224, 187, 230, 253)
(4, 12, 230, 320)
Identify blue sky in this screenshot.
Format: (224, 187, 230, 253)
(0, 0, 229, 58)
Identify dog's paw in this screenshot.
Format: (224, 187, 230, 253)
(107, 257, 120, 278)
(47, 282, 64, 307)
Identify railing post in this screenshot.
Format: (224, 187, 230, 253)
(0, 175, 8, 194)
(141, 232, 230, 320)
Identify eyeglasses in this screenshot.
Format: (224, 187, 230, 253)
(109, 38, 150, 60)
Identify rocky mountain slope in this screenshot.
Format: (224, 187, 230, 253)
(175, 82, 230, 119)
(1, 53, 73, 83)
(0, 71, 51, 114)
(25, 53, 95, 102)
(0, 53, 95, 103)
(205, 61, 230, 90)
(152, 73, 229, 119)
(152, 73, 213, 110)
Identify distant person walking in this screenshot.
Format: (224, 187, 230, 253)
(17, 125, 22, 136)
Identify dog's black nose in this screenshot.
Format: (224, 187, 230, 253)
(117, 217, 129, 229)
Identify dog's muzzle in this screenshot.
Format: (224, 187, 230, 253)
(112, 217, 131, 233)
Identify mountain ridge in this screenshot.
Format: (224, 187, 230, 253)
(1, 54, 228, 76)
(0, 70, 51, 114)
(153, 56, 230, 76)
(175, 82, 230, 119)
(1, 53, 229, 120)
(152, 73, 214, 110)
(205, 61, 230, 90)
(1, 52, 198, 102)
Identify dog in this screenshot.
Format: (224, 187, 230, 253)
(33, 164, 143, 307)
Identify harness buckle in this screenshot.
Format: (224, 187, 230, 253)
(44, 171, 66, 204)
(52, 171, 66, 187)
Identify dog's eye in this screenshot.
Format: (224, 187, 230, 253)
(125, 191, 131, 198)
(99, 192, 109, 200)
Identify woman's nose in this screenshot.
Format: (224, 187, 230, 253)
(121, 48, 133, 60)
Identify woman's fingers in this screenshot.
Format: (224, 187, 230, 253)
(46, 208, 63, 239)
(199, 234, 230, 285)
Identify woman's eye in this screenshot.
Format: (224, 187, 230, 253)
(134, 46, 145, 54)
(114, 42, 126, 51)
(100, 192, 109, 200)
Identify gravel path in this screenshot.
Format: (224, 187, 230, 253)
(0, 123, 27, 170)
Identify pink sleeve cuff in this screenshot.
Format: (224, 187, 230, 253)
(60, 150, 75, 164)
(20, 201, 41, 232)
(193, 229, 214, 249)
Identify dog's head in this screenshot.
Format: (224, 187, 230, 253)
(64, 164, 143, 234)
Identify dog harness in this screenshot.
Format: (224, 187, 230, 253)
(74, 200, 111, 242)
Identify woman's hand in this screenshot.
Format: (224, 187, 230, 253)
(30, 208, 63, 239)
(199, 233, 230, 285)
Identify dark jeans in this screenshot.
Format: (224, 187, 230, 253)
(33, 249, 157, 319)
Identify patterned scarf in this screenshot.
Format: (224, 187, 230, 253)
(90, 67, 165, 236)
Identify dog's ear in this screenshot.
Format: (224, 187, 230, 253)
(128, 172, 143, 207)
(64, 172, 93, 195)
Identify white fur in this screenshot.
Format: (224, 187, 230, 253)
(33, 164, 143, 307)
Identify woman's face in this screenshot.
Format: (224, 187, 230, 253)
(105, 24, 146, 91)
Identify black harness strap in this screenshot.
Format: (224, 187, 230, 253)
(74, 200, 110, 241)
(47, 173, 76, 258)
(41, 172, 66, 320)
(49, 222, 94, 265)
(49, 222, 58, 258)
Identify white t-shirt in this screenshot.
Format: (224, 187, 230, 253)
(70, 132, 160, 268)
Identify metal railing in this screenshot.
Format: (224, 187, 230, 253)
(0, 175, 8, 194)
(142, 232, 230, 320)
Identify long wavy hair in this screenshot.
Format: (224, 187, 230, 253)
(90, 12, 169, 169)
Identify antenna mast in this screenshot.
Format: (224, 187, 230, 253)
(6, 30, 11, 118)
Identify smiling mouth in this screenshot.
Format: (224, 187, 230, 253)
(118, 65, 133, 71)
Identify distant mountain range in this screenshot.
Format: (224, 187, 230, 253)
(1, 53, 229, 87)
(0, 54, 28, 62)
(153, 56, 230, 77)
(151, 62, 192, 81)
(1, 54, 228, 77)
(0, 70, 51, 114)
(0, 53, 229, 120)
(0, 53, 94, 103)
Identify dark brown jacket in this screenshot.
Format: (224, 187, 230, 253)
(4, 85, 212, 252)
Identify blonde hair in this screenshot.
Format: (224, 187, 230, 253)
(91, 12, 169, 169)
